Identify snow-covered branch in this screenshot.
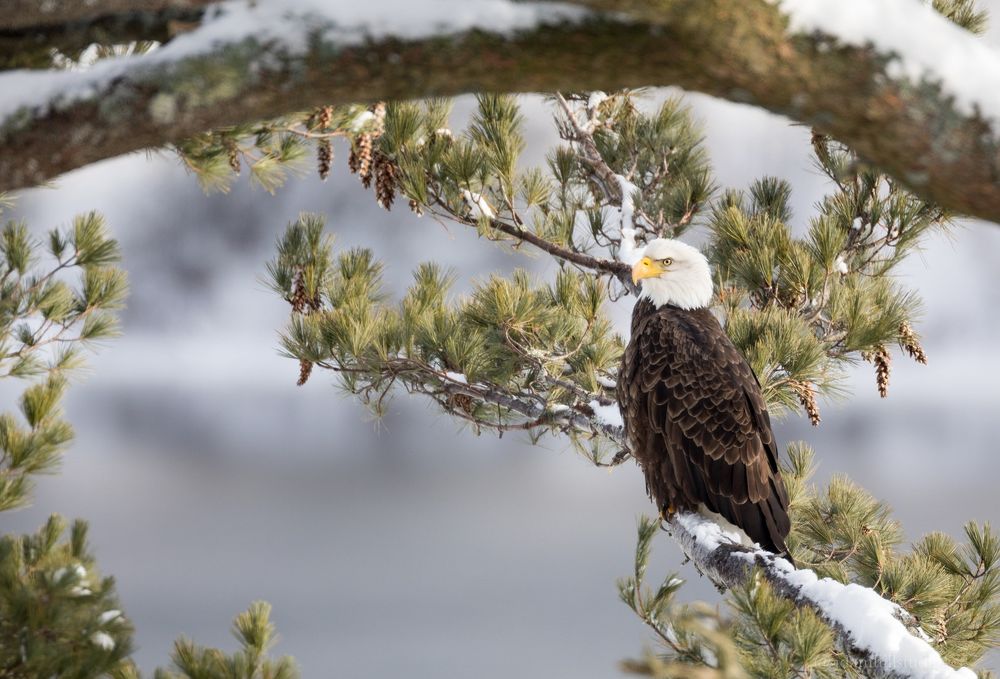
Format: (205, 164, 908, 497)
(667, 512, 976, 679)
(3, 0, 1000, 224)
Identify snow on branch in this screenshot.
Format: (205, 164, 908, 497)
(776, 0, 1000, 125)
(3, 0, 1000, 224)
(667, 512, 976, 679)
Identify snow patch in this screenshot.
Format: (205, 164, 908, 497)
(0, 0, 590, 127)
(461, 190, 496, 219)
(588, 399, 624, 429)
(596, 374, 618, 389)
(444, 371, 468, 384)
(612, 175, 645, 265)
(775, 0, 1000, 126)
(774, 560, 976, 679)
(674, 510, 747, 551)
(587, 91, 608, 111)
(98, 610, 123, 625)
(89, 631, 116, 651)
(676, 512, 976, 678)
(349, 110, 375, 131)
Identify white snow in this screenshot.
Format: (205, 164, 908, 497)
(614, 175, 637, 231)
(0, 0, 589, 127)
(461, 190, 496, 219)
(89, 631, 116, 651)
(587, 91, 608, 111)
(775, 0, 1000, 126)
(53, 563, 88, 586)
(835, 255, 849, 274)
(98, 610, 123, 625)
(588, 399, 624, 429)
(674, 510, 748, 551)
(674, 510, 976, 679)
(349, 110, 375, 132)
(619, 227, 642, 266)
(774, 560, 976, 679)
(596, 374, 618, 389)
(612, 174, 645, 265)
(444, 371, 468, 384)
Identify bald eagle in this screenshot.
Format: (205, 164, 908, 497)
(618, 238, 792, 559)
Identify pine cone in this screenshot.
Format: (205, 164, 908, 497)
(371, 101, 387, 136)
(297, 359, 313, 386)
(409, 199, 424, 216)
(899, 321, 928, 365)
(317, 105, 333, 131)
(290, 273, 309, 313)
(792, 380, 821, 426)
(347, 145, 360, 174)
(227, 145, 240, 174)
(373, 152, 397, 210)
(317, 138, 333, 181)
(873, 344, 891, 398)
(350, 133, 374, 187)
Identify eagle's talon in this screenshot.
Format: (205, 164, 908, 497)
(658, 504, 677, 523)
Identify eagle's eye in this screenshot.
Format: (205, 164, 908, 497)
(659, 257, 673, 266)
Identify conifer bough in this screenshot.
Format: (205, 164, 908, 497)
(264, 90, 994, 677)
(2, 0, 1000, 226)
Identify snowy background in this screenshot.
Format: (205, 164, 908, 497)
(4, 3, 1000, 676)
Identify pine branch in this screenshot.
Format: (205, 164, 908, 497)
(664, 512, 974, 679)
(2, 0, 1000, 225)
(452, 209, 632, 287)
(263, 91, 990, 678)
(313, 354, 627, 445)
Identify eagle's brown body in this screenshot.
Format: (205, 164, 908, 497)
(618, 298, 792, 557)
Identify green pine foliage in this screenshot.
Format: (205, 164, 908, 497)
(2, 0, 995, 673)
(0, 205, 133, 678)
(267, 92, 943, 450)
(620, 445, 999, 677)
(175, 104, 380, 194)
(0, 515, 134, 677)
(710, 138, 944, 413)
(0, 208, 128, 511)
(109, 602, 298, 679)
(262, 90, 995, 675)
(268, 214, 622, 458)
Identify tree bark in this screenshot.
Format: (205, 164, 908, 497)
(666, 512, 957, 679)
(0, 0, 214, 31)
(0, 0, 998, 225)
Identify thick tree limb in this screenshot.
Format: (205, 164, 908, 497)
(0, 0, 215, 31)
(1, 0, 999, 224)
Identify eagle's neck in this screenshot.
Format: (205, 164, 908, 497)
(632, 297, 716, 335)
(638, 268, 713, 310)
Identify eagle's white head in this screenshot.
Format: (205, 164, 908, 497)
(631, 238, 713, 310)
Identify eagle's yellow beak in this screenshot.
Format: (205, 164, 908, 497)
(631, 257, 663, 285)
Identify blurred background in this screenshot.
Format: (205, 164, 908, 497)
(4, 11, 1000, 677)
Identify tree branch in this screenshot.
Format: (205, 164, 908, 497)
(0, 0, 215, 31)
(666, 512, 975, 679)
(1, 0, 1000, 224)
